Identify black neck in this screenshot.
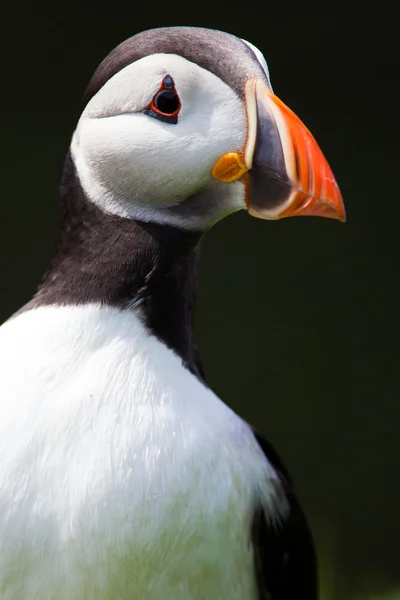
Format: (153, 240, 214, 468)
(27, 152, 205, 380)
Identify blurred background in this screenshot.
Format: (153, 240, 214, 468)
(0, 2, 398, 599)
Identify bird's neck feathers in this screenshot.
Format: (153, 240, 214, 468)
(27, 151, 204, 379)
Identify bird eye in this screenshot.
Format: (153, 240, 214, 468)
(144, 75, 181, 124)
(153, 90, 180, 115)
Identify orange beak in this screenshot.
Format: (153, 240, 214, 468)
(212, 77, 345, 222)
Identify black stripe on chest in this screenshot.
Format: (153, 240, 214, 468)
(24, 152, 205, 380)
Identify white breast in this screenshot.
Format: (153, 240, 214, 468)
(0, 305, 285, 599)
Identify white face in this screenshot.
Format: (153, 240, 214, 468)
(72, 53, 250, 229)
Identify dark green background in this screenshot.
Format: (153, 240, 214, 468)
(1, 3, 398, 599)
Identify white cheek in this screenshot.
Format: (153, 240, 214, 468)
(73, 53, 248, 227)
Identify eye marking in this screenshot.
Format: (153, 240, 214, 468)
(163, 75, 174, 89)
(144, 74, 181, 124)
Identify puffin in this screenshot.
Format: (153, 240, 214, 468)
(0, 27, 345, 600)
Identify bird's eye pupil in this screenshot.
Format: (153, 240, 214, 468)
(154, 90, 180, 115)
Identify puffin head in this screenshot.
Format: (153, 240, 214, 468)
(71, 26, 345, 231)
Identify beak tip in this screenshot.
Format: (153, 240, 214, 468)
(328, 196, 346, 223)
(332, 190, 346, 223)
(323, 200, 346, 223)
(332, 211, 346, 223)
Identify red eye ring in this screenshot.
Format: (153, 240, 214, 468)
(144, 74, 181, 124)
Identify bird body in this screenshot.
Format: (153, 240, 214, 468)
(0, 305, 282, 599)
(0, 26, 344, 598)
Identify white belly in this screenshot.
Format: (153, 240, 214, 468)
(0, 305, 283, 599)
